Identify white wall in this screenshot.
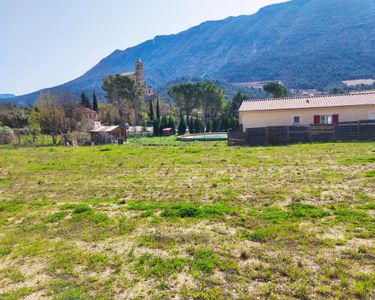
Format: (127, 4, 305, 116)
(240, 105, 375, 131)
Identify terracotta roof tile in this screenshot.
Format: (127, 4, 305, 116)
(239, 91, 375, 112)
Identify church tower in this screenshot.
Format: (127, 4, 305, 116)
(135, 58, 145, 86)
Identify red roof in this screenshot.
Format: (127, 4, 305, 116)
(84, 108, 97, 114)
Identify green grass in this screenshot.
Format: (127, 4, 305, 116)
(135, 254, 188, 277)
(0, 141, 374, 299)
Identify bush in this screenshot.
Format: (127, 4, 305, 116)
(0, 126, 15, 144)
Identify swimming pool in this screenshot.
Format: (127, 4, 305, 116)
(177, 133, 228, 142)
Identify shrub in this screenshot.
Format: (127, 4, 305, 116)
(288, 203, 329, 219)
(190, 248, 217, 274)
(44, 211, 67, 223)
(242, 227, 278, 243)
(0, 126, 15, 144)
(354, 273, 375, 297)
(72, 204, 92, 214)
(0, 246, 12, 257)
(135, 254, 187, 277)
(161, 203, 230, 219)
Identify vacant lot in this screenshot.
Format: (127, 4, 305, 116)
(0, 140, 374, 299)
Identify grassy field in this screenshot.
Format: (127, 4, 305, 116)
(0, 139, 374, 299)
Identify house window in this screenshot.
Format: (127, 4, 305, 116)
(292, 115, 301, 125)
(369, 111, 375, 120)
(320, 115, 333, 124)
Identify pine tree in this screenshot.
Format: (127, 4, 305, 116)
(92, 91, 99, 112)
(156, 97, 160, 120)
(178, 112, 186, 136)
(149, 100, 154, 121)
(80, 91, 91, 109)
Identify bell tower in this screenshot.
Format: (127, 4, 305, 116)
(135, 58, 145, 86)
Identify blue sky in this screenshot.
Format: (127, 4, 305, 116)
(0, 0, 285, 95)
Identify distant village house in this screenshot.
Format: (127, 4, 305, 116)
(84, 108, 98, 122)
(90, 122, 127, 145)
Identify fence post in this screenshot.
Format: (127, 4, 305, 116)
(333, 124, 336, 141)
(357, 121, 360, 140)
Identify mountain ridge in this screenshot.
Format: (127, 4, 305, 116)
(10, 0, 375, 105)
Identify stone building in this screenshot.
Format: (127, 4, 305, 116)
(121, 59, 158, 102)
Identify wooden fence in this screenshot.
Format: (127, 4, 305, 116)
(228, 120, 375, 146)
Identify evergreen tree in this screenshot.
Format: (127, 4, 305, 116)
(177, 112, 186, 135)
(194, 118, 202, 133)
(80, 91, 91, 109)
(168, 116, 176, 134)
(153, 118, 160, 137)
(206, 120, 212, 133)
(161, 116, 168, 132)
(156, 97, 161, 120)
(263, 83, 288, 98)
(149, 100, 154, 121)
(212, 118, 220, 132)
(188, 117, 194, 134)
(220, 115, 229, 132)
(92, 91, 99, 112)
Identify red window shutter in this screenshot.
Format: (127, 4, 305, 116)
(333, 114, 339, 124)
(314, 115, 320, 124)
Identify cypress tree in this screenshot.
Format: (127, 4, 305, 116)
(149, 100, 154, 121)
(80, 91, 91, 109)
(92, 91, 99, 112)
(178, 112, 186, 135)
(156, 97, 161, 120)
(188, 117, 194, 134)
(153, 118, 160, 137)
(161, 116, 168, 131)
(168, 116, 176, 134)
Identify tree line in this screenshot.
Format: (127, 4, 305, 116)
(0, 91, 99, 145)
(0, 75, 290, 145)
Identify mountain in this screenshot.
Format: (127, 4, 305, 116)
(12, 0, 375, 105)
(0, 94, 16, 100)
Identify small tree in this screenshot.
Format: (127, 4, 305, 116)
(93, 91, 99, 112)
(0, 126, 15, 144)
(263, 83, 288, 98)
(29, 109, 41, 143)
(36, 92, 67, 145)
(177, 113, 186, 135)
